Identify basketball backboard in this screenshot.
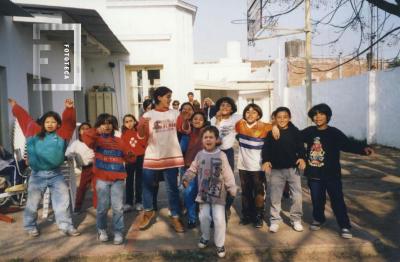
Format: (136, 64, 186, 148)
(247, 0, 262, 45)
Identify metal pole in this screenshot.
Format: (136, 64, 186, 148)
(339, 52, 343, 79)
(369, 3, 374, 70)
(305, 0, 312, 124)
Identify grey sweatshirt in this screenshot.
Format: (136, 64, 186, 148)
(183, 149, 237, 205)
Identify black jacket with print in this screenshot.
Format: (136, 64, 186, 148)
(302, 126, 366, 179)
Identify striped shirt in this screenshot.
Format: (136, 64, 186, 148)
(235, 119, 272, 171)
(82, 128, 136, 181)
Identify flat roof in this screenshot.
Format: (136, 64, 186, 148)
(0, 0, 32, 17)
(19, 4, 129, 54)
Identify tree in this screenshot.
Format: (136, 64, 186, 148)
(257, 0, 400, 70)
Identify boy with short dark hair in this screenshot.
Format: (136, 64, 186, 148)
(262, 107, 306, 233)
(303, 103, 374, 239)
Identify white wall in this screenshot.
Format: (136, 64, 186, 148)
(101, 1, 196, 104)
(194, 62, 251, 81)
(375, 68, 400, 147)
(276, 67, 400, 148)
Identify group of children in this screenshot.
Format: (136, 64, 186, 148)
(7, 86, 374, 258)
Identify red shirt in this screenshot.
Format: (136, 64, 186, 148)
(12, 104, 76, 139)
(121, 129, 147, 156)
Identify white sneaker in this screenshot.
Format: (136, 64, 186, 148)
(135, 203, 143, 211)
(97, 229, 108, 242)
(198, 237, 208, 249)
(113, 232, 124, 245)
(27, 228, 40, 237)
(269, 223, 279, 233)
(216, 246, 226, 258)
(341, 228, 353, 239)
(292, 221, 304, 232)
(123, 204, 133, 212)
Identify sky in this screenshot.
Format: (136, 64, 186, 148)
(186, 0, 400, 62)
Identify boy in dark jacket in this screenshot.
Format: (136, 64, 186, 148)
(262, 107, 306, 233)
(303, 103, 374, 239)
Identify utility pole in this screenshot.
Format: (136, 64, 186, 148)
(305, 0, 312, 124)
(368, 3, 374, 70)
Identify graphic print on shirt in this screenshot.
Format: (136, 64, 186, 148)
(219, 125, 233, 139)
(153, 119, 176, 133)
(200, 157, 223, 202)
(308, 137, 325, 167)
(129, 137, 138, 148)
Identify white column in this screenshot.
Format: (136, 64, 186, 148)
(367, 70, 377, 144)
(142, 70, 149, 99)
(131, 71, 139, 118)
(118, 61, 128, 118)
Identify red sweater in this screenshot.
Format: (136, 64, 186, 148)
(184, 127, 204, 168)
(121, 129, 147, 156)
(82, 128, 136, 181)
(12, 104, 76, 139)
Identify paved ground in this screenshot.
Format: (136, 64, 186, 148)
(0, 145, 398, 261)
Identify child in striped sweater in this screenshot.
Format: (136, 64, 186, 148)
(82, 113, 136, 245)
(235, 103, 272, 228)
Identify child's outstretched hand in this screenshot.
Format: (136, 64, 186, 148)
(8, 98, 16, 107)
(296, 159, 306, 170)
(364, 147, 375, 156)
(272, 125, 280, 140)
(181, 109, 192, 121)
(262, 162, 272, 174)
(182, 180, 188, 188)
(65, 99, 74, 108)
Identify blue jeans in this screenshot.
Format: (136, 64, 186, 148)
(183, 178, 198, 223)
(24, 169, 73, 231)
(308, 178, 351, 229)
(142, 168, 181, 217)
(96, 179, 124, 234)
(222, 148, 234, 172)
(221, 148, 235, 212)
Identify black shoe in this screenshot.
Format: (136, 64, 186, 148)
(240, 217, 252, 225)
(254, 215, 263, 228)
(187, 221, 196, 229)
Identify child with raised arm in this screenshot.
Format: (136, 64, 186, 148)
(121, 114, 146, 212)
(262, 107, 306, 233)
(183, 126, 237, 258)
(137, 86, 189, 233)
(9, 98, 79, 237)
(210, 97, 241, 218)
(303, 103, 374, 239)
(82, 113, 136, 245)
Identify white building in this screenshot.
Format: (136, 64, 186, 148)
(100, 0, 196, 116)
(194, 41, 274, 121)
(1, 0, 196, 150)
